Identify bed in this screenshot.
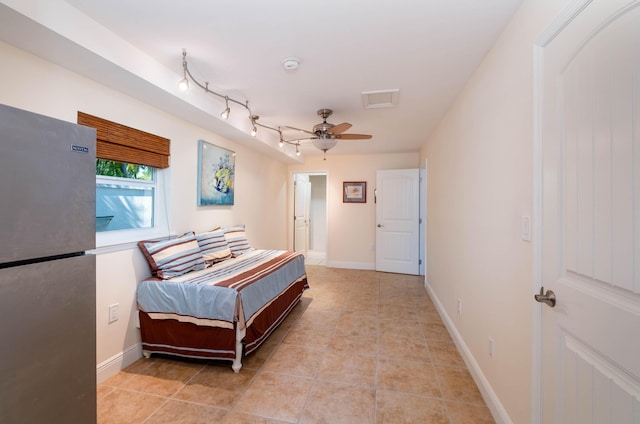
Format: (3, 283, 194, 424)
(136, 230, 308, 372)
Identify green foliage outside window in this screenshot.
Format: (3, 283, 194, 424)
(96, 159, 153, 181)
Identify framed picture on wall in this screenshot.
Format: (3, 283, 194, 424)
(197, 139, 235, 206)
(343, 181, 366, 203)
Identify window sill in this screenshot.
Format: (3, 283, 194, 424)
(93, 228, 172, 255)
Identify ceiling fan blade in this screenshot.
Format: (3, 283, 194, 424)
(335, 133, 372, 140)
(327, 122, 352, 135)
(281, 125, 316, 136)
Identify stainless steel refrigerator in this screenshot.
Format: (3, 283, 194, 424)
(0, 104, 97, 423)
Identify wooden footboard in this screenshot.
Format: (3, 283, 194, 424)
(139, 276, 308, 371)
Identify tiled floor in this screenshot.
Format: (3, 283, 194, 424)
(97, 266, 495, 423)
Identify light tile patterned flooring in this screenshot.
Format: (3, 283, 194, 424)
(97, 266, 495, 423)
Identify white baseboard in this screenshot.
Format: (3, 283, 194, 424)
(424, 280, 512, 424)
(325, 260, 375, 270)
(96, 343, 143, 384)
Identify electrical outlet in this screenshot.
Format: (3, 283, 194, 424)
(488, 338, 495, 357)
(108, 303, 119, 324)
(457, 299, 462, 315)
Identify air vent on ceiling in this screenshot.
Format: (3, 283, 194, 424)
(361, 89, 400, 109)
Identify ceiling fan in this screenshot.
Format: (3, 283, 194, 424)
(282, 108, 372, 156)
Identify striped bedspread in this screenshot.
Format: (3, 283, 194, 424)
(136, 250, 307, 329)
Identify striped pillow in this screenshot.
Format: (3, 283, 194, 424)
(138, 232, 206, 279)
(196, 229, 232, 263)
(223, 225, 253, 256)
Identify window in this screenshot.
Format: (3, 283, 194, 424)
(96, 160, 155, 232)
(95, 159, 168, 248)
(78, 112, 171, 249)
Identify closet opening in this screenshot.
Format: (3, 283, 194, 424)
(293, 173, 327, 266)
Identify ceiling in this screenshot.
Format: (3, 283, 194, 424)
(3, 0, 523, 160)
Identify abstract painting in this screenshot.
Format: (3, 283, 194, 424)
(197, 139, 235, 205)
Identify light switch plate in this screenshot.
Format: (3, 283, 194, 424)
(108, 303, 119, 324)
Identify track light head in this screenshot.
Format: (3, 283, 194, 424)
(177, 77, 189, 92)
(221, 97, 230, 120)
(250, 115, 259, 137)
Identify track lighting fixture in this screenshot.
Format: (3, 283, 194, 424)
(180, 50, 248, 120)
(220, 97, 230, 120)
(177, 53, 190, 91)
(250, 115, 258, 137)
(250, 115, 302, 152)
(177, 77, 189, 92)
(178, 49, 352, 158)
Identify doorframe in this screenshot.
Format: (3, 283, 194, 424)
(531, 1, 592, 422)
(289, 171, 329, 255)
(420, 160, 427, 277)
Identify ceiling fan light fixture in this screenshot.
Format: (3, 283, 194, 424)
(312, 137, 338, 152)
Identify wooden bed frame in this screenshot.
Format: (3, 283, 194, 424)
(139, 275, 308, 372)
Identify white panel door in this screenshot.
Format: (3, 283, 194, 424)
(376, 169, 419, 275)
(294, 174, 310, 255)
(538, 1, 640, 422)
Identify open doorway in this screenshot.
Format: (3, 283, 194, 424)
(293, 173, 327, 266)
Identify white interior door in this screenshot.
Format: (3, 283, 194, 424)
(375, 169, 419, 275)
(538, 1, 640, 422)
(294, 174, 310, 255)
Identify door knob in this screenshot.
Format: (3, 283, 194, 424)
(534, 287, 556, 307)
(377, 224, 384, 228)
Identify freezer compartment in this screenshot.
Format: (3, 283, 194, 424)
(0, 254, 96, 424)
(0, 104, 96, 263)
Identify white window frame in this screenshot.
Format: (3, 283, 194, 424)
(95, 167, 170, 251)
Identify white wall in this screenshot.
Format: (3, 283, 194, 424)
(419, 0, 572, 422)
(289, 153, 419, 269)
(0, 41, 289, 377)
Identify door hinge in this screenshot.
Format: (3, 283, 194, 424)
(419, 218, 422, 224)
(419, 259, 422, 265)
